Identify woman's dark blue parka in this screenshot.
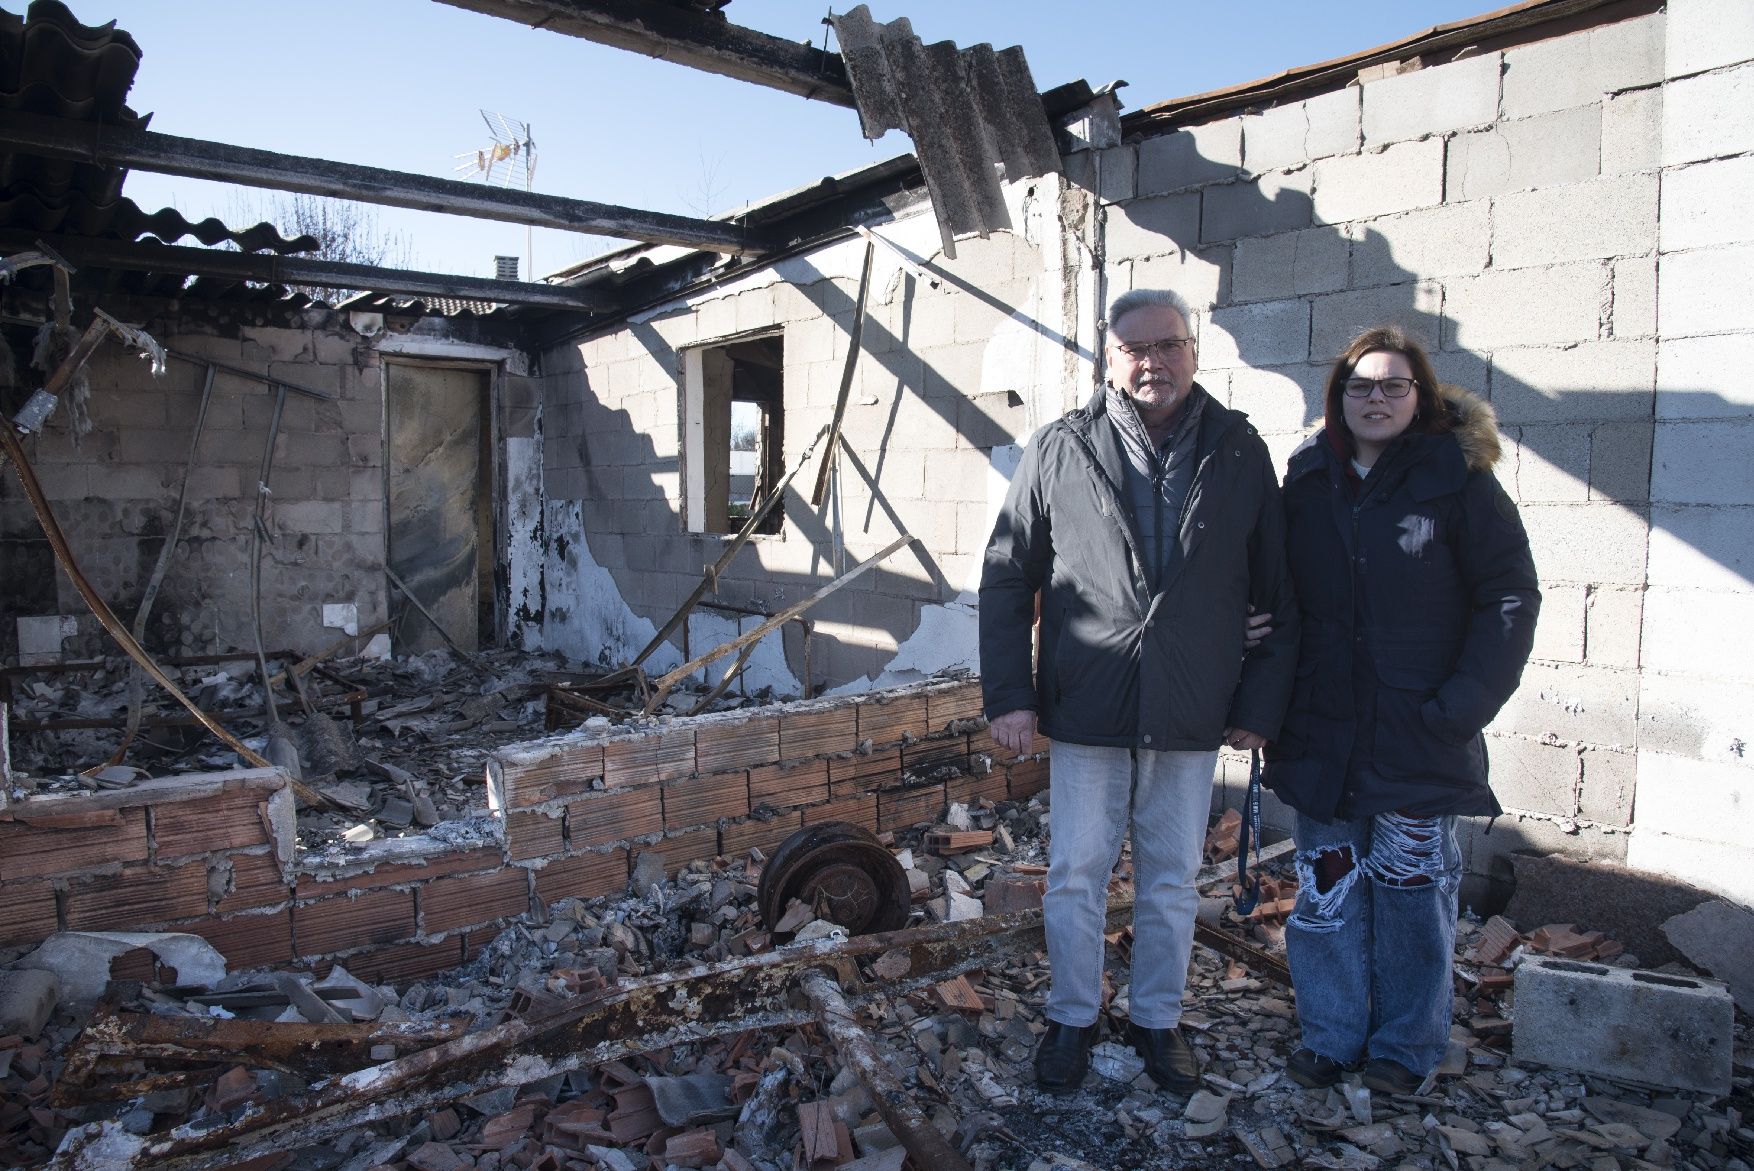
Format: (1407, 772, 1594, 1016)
(1264, 387, 1540, 823)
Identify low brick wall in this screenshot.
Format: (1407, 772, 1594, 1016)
(0, 679, 1046, 986)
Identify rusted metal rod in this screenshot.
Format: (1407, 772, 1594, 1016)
(799, 968, 975, 1171)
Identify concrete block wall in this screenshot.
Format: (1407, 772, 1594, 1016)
(1125, 0, 1754, 903)
(0, 318, 391, 661)
(0, 679, 1030, 985)
(536, 189, 1080, 691)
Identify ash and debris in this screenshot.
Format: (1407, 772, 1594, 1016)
(3, 647, 771, 853)
(3, 794, 1752, 1171)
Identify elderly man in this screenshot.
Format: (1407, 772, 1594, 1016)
(979, 288, 1298, 1094)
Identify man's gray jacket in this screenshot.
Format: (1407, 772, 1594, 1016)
(979, 384, 1299, 749)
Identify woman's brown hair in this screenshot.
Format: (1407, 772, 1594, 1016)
(1322, 326, 1455, 456)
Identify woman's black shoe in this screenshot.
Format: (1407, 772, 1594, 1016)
(1361, 1057, 1426, 1095)
(1286, 1047, 1344, 1089)
(1127, 1022, 1202, 1094)
(1034, 1020, 1101, 1094)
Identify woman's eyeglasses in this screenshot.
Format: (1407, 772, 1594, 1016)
(1343, 377, 1416, 398)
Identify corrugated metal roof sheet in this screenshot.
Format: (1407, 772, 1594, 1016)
(829, 4, 1059, 259)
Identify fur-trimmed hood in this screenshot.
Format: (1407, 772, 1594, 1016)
(1441, 384, 1502, 472)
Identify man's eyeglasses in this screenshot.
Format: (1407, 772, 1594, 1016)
(1112, 336, 1194, 361)
(1343, 377, 1416, 398)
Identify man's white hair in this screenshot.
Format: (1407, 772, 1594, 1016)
(1104, 288, 1195, 333)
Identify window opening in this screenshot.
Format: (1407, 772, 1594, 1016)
(685, 332, 785, 535)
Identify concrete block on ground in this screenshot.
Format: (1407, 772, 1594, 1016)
(1446, 107, 1602, 202)
(1490, 175, 1658, 270)
(1198, 171, 1313, 244)
(1661, 63, 1754, 166)
(1232, 228, 1347, 302)
(1348, 201, 1490, 287)
(1662, 899, 1754, 1014)
(1106, 193, 1200, 261)
(1312, 139, 1444, 225)
(1502, 13, 1665, 119)
(1600, 87, 1662, 175)
(1651, 417, 1754, 504)
(1362, 52, 1500, 147)
(1443, 262, 1607, 351)
(1512, 955, 1732, 1095)
(0, 968, 59, 1038)
(1137, 120, 1242, 194)
(1204, 301, 1312, 369)
(1662, 155, 1754, 252)
(1310, 282, 1442, 359)
(1666, 0, 1754, 77)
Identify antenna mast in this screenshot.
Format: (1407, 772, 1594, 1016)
(454, 110, 537, 282)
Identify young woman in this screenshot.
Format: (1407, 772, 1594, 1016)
(1265, 327, 1539, 1094)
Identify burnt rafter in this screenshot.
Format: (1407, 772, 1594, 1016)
(435, 0, 856, 106)
(0, 231, 616, 311)
(0, 109, 773, 256)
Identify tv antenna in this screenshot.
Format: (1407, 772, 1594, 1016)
(454, 110, 536, 282)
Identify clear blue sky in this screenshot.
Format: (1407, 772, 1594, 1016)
(110, 0, 1502, 281)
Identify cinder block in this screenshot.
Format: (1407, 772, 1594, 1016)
(1491, 659, 1640, 746)
(1663, 155, 1754, 253)
(1348, 201, 1490, 287)
(1658, 334, 1754, 418)
(1667, 0, 1754, 77)
(1488, 734, 1580, 817)
(1458, 810, 1628, 881)
(1502, 13, 1665, 119)
(1642, 588, 1754, 679)
(1513, 426, 1591, 503)
(1362, 52, 1500, 147)
(1242, 90, 1359, 174)
(1099, 145, 1137, 203)
(1122, 247, 1227, 311)
(1647, 506, 1754, 594)
(1448, 107, 1603, 202)
(1137, 120, 1242, 194)
(1627, 827, 1753, 906)
(1529, 583, 1586, 661)
(1513, 955, 1732, 1095)
(1490, 341, 1654, 424)
(1651, 418, 1754, 505)
(1587, 419, 1653, 505)
(1599, 87, 1662, 176)
(1583, 585, 1642, 669)
(1661, 63, 1754, 166)
(1224, 366, 1322, 434)
(1199, 171, 1313, 243)
(1443, 263, 1607, 351)
(1106, 193, 1200, 261)
(1520, 502, 1649, 587)
(1204, 300, 1311, 369)
(1310, 282, 1442, 360)
(1312, 139, 1444, 226)
(1232, 228, 1348, 302)
(1490, 175, 1658, 270)
(1610, 256, 1657, 340)
(1578, 744, 1637, 826)
(1635, 672, 1749, 765)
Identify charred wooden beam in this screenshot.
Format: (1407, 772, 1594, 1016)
(0, 231, 613, 312)
(56, 907, 1102, 1170)
(0, 110, 771, 256)
(436, 0, 856, 106)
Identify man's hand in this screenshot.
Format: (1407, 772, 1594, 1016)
(1243, 605, 1274, 650)
(1223, 726, 1266, 751)
(989, 710, 1038, 758)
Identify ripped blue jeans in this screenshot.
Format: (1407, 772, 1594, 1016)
(1285, 810, 1460, 1076)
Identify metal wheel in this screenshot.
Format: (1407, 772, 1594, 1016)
(757, 821, 910, 937)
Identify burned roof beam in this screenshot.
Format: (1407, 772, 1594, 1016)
(0, 232, 616, 312)
(0, 110, 771, 256)
(436, 0, 855, 106)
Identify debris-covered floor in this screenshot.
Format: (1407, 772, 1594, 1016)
(3, 646, 766, 854)
(2, 789, 1749, 1171)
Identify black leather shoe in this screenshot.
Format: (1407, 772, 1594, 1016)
(1361, 1057, 1425, 1095)
(1286, 1047, 1345, 1089)
(1034, 1020, 1101, 1094)
(1127, 1022, 1202, 1094)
